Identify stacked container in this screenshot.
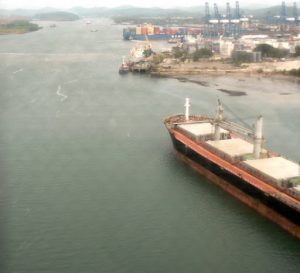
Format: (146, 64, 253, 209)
(136, 26, 142, 35)
(141, 27, 148, 35)
(154, 27, 160, 34)
(147, 25, 154, 35)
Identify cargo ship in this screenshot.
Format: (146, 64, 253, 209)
(123, 25, 193, 41)
(164, 99, 300, 239)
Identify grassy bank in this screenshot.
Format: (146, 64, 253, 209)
(0, 20, 41, 35)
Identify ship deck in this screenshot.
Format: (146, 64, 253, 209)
(164, 115, 300, 213)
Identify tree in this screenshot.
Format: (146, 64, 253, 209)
(143, 48, 153, 58)
(254, 44, 289, 58)
(172, 47, 188, 61)
(294, 46, 300, 57)
(289, 68, 300, 77)
(192, 48, 213, 61)
(232, 51, 252, 65)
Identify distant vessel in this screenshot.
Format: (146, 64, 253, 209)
(123, 24, 189, 41)
(167, 38, 180, 44)
(49, 24, 56, 28)
(119, 56, 130, 74)
(164, 99, 300, 239)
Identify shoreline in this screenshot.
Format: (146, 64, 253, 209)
(149, 58, 300, 85)
(151, 68, 300, 85)
(151, 69, 300, 97)
(151, 71, 300, 84)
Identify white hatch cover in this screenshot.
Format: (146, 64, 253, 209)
(206, 138, 254, 157)
(244, 157, 299, 181)
(178, 122, 228, 137)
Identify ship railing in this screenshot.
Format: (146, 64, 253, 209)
(218, 120, 254, 140)
(164, 114, 213, 128)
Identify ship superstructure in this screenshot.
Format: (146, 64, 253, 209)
(164, 99, 300, 238)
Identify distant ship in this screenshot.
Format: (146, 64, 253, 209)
(164, 99, 300, 239)
(119, 56, 130, 74)
(123, 24, 195, 41)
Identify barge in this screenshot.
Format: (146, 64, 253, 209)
(164, 99, 300, 238)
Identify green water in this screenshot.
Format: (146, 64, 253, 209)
(0, 19, 300, 273)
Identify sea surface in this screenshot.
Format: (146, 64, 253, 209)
(0, 19, 300, 273)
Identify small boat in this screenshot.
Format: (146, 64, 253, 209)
(119, 56, 130, 74)
(168, 38, 178, 44)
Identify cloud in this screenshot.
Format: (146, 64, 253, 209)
(0, 0, 283, 9)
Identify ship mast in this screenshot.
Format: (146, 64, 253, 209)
(185, 98, 190, 121)
(253, 115, 264, 159)
(122, 56, 126, 65)
(214, 99, 223, 140)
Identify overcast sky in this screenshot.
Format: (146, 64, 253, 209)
(0, 0, 290, 9)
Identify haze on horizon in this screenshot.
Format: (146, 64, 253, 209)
(0, 0, 287, 10)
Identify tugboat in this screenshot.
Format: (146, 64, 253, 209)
(119, 56, 130, 74)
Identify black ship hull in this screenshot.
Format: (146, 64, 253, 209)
(169, 132, 300, 229)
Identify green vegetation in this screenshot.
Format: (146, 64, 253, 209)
(192, 48, 213, 61)
(171, 47, 213, 62)
(294, 46, 300, 57)
(172, 47, 189, 61)
(34, 12, 80, 21)
(254, 44, 289, 58)
(232, 51, 253, 65)
(143, 48, 153, 58)
(0, 20, 40, 34)
(288, 68, 300, 77)
(152, 54, 166, 64)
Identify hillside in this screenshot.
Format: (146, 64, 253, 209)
(33, 11, 80, 21)
(0, 5, 299, 22)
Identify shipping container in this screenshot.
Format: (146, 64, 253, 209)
(136, 26, 142, 35)
(154, 27, 160, 34)
(141, 27, 148, 35)
(148, 26, 154, 35)
(165, 28, 171, 35)
(170, 28, 178, 35)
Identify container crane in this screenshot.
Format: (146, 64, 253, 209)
(225, 2, 232, 36)
(204, 2, 211, 37)
(293, 2, 299, 26)
(214, 3, 221, 35)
